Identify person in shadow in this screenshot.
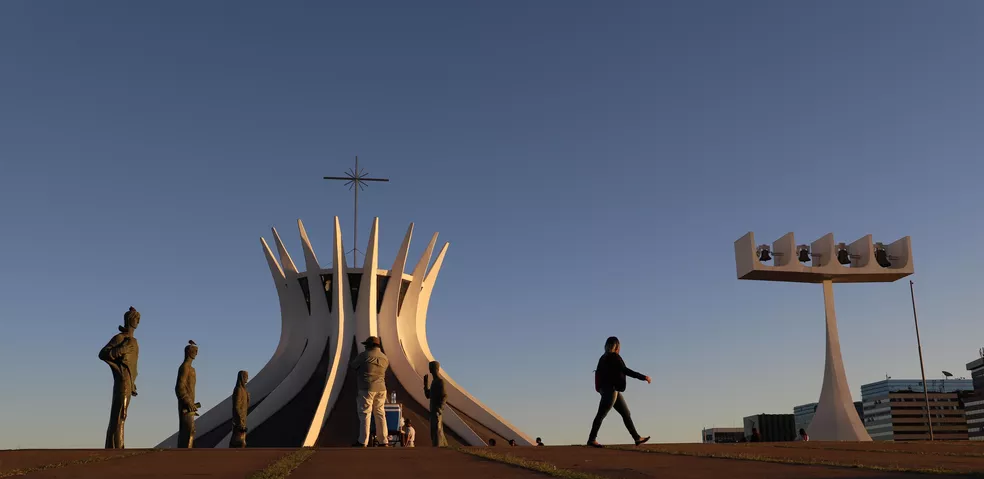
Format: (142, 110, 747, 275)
(587, 336, 651, 448)
(401, 418, 415, 447)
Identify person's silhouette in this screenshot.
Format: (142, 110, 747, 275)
(587, 336, 651, 448)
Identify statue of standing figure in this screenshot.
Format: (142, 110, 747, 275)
(99, 306, 141, 449)
(423, 361, 448, 447)
(229, 370, 249, 448)
(175, 340, 201, 448)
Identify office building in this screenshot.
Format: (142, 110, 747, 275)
(743, 414, 796, 442)
(794, 401, 863, 433)
(861, 379, 974, 441)
(701, 427, 744, 443)
(966, 356, 984, 441)
(862, 379, 973, 397)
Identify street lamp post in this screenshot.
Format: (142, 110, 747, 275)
(908, 281, 934, 441)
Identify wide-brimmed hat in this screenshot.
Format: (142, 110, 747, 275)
(362, 336, 381, 347)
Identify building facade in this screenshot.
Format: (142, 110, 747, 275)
(157, 218, 532, 448)
(861, 379, 975, 441)
(794, 401, 863, 433)
(702, 427, 745, 443)
(966, 357, 984, 441)
(743, 414, 796, 442)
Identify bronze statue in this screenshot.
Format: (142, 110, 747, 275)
(99, 306, 141, 449)
(229, 370, 249, 448)
(423, 360, 448, 447)
(175, 340, 201, 448)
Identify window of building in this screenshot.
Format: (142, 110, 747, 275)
(321, 274, 333, 312)
(398, 279, 411, 314)
(297, 277, 311, 314)
(348, 273, 362, 309)
(376, 275, 390, 313)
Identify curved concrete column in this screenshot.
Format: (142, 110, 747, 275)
(301, 217, 357, 446)
(156, 233, 305, 448)
(376, 224, 484, 446)
(216, 219, 338, 447)
(411, 241, 534, 445)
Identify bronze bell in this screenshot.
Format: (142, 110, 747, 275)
(758, 249, 772, 262)
(875, 248, 891, 268)
(798, 248, 811, 263)
(837, 249, 851, 265)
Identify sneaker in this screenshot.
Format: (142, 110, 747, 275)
(634, 436, 650, 446)
(587, 440, 603, 448)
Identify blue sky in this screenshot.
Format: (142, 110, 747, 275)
(1, 1, 983, 448)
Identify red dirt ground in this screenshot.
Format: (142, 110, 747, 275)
(0, 450, 131, 476)
(10, 449, 287, 478)
(769, 440, 984, 455)
(2, 442, 982, 478)
(491, 446, 953, 479)
(643, 442, 984, 474)
(292, 448, 546, 478)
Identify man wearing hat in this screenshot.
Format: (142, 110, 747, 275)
(349, 336, 390, 447)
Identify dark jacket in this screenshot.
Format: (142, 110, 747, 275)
(594, 352, 646, 393)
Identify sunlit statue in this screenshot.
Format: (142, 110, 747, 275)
(99, 306, 141, 449)
(230, 370, 250, 448)
(175, 340, 201, 448)
(423, 360, 448, 447)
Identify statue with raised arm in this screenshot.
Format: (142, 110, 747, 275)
(423, 361, 448, 447)
(175, 340, 201, 448)
(229, 370, 249, 448)
(98, 306, 141, 449)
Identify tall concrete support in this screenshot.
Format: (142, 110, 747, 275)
(810, 281, 871, 441)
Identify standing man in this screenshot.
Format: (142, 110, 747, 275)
(350, 336, 389, 447)
(175, 340, 201, 448)
(99, 306, 141, 449)
(587, 336, 651, 448)
(423, 360, 448, 447)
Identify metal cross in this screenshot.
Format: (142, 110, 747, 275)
(324, 156, 389, 267)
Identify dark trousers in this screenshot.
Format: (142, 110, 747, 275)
(229, 427, 246, 448)
(105, 374, 131, 449)
(177, 411, 196, 448)
(588, 390, 639, 442)
(430, 407, 448, 447)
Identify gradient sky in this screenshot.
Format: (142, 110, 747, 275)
(2, 1, 983, 449)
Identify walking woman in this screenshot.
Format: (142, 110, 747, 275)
(587, 336, 651, 447)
